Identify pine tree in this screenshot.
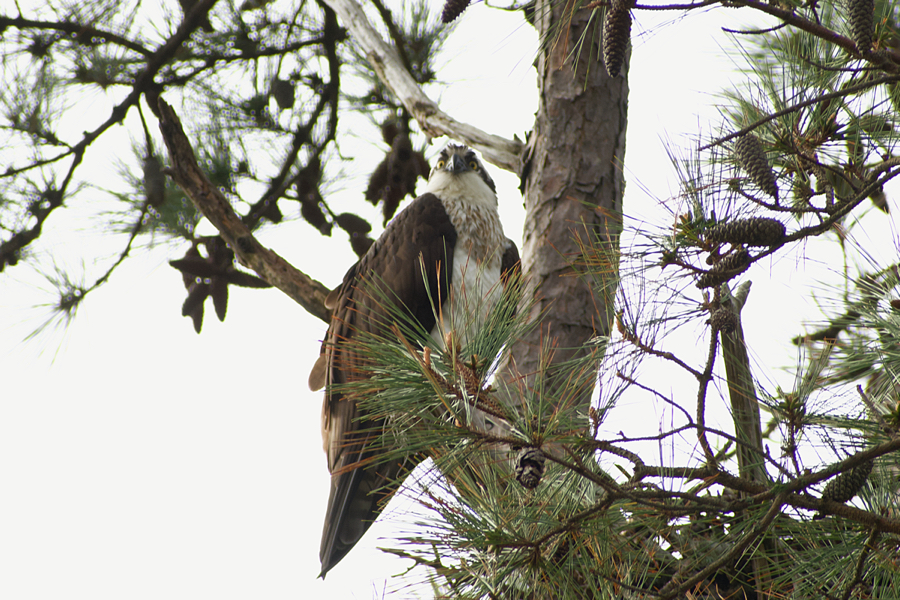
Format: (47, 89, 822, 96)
(3, 0, 900, 597)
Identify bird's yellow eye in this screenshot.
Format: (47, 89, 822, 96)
(436, 159, 446, 169)
(469, 161, 479, 170)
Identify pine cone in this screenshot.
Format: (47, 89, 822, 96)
(709, 308, 738, 334)
(143, 153, 166, 208)
(733, 134, 779, 199)
(869, 186, 888, 213)
(696, 248, 751, 289)
(847, 0, 874, 54)
(441, 0, 471, 23)
(269, 78, 295, 110)
(706, 217, 786, 247)
(260, 198, 283, 224)
(350, 234, 374, 257)
(300, 193, 331, 236)
(514, 447, 546, 490)
(814, 458, 874, 518)
(603, 0, 632, 78)
(822, 459, 874, 503)
(335, 213, 372, 236)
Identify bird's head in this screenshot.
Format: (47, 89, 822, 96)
(424, 144, 497, 204)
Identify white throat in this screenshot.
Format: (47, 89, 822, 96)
(423, 170, 497, 210)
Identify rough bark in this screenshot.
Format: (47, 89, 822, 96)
(720, 283, 766, 484)
(509, 1, 629, 409)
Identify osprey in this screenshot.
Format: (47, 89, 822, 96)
(309, 144, 519, 577)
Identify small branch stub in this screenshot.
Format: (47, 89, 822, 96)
(514, 447, 546, 489)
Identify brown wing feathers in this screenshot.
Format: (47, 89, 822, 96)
(314, 194, 457, 577)
(501, 238, 521, 285)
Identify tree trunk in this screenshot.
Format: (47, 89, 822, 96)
(510, 2, 629, 409)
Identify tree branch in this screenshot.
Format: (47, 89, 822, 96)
(696, 327, 720, 465)
(701, 73, 900, 151)
(319, 0, 524, 173)
(0, 15, 153, 56)
(717, 282, 772, 600)
(157, 100, 331, 323)
(730, 0, 900, 71)
(243, 3, 340, 230)
(719, 282, 766, 483)
(840, 527, 880, 600)
(657, 493, 787, 599)
(0, 0, 220, 272)
(368, 0, 414, 74)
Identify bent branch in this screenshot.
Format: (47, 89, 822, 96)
(321, 0, 524, 172)
(157, 100, 331, 323)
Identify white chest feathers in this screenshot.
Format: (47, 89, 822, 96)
(424, 171, 507, 348)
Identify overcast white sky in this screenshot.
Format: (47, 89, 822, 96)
(2, 2, 897, 599)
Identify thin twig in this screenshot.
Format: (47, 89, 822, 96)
(593, 439, 646, 472)
(87, 201, 151, 292)
(657, 493, 787, 599)
(616, 370, 695, 425)
(368, 0, 415, 74)
(601, 423, 789, 477)
(702, 74, 900, 151)
(616, 313, 703, 378)
(734, 185, 824, 214)
(729, 0, 900, 69)
(839, 526, 880, 600)
(631, 0, 720, 9)
(857, 384, 892, 432)
(722, 22, 788, 36)
(0, 15, 153, 56)
(0, 0, 219, 271)
(695, 331, 719, 466)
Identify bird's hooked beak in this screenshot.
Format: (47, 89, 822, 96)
(445, 153, 468, 173)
